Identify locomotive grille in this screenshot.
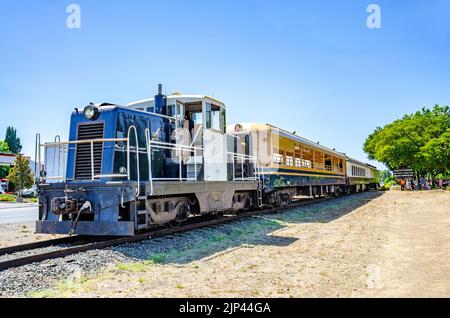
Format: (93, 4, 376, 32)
(74, 123, 104, 180)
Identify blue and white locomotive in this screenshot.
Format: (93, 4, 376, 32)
(36, 85, 259, 235)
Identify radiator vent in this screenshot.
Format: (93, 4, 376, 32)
(74, 123, 104, 180)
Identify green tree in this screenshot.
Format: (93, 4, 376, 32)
(0, 166, 10, 179)
(0, 141, 11, 179)
(379, 169, 392, 183)
(5, 126, 22, 154)
(0, 140, 10, 153)
(7, 155, 34, 192)
(364, 105, 450, 178)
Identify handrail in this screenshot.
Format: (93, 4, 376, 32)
(36, 129, 260, 197)
(127, 125, 140, 196)
(44, 138, 127, 146)
(90, 140, 95, 181)
(145, 128, 153, 196)
(150, 139, 203, 151)
(34, 133, 41, 183)
(52, 135, 61, 178)
(190, 125, 203, 147)
(227, 152, 259, 181)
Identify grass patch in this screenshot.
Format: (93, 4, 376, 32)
(176, 284, 185, 289)
(27, 289, 55, 298)
(0, 194, 16, 202)
(212, 234, 228, 242)
(147, 253, 167, 264)
(27, 277, 91, 298)
(116, 262, 149, 272)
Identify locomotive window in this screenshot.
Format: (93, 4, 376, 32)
(221, 108, 226, 133)
(205, 102, 223, 132)
(211, 108, 221, 131)
(191, 112, 203, 126)
(205, 102, 211, 129)
(167, 104, 182, 118)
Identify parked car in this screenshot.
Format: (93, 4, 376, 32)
(21, 187, 38, 198)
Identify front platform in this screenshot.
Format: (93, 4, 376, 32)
(36, 220, 135, 236)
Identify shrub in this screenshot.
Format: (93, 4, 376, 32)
(0, 194, 16, 202)
(380, 180, 397, 191)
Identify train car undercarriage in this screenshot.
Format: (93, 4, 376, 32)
(36, 180, 259, 236)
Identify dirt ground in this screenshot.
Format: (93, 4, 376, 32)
(0, 222, 65, 248)
(7, 190, 450, 298)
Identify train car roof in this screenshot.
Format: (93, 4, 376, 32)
(232, 122, 346, 159)
(345, 155, 379, 171)
(365, 163, 378, 170)
(273, 125, 346, 159)
(126, 94, 226, 109)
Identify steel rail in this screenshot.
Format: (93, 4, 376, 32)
(0, 236, 90, 256)
(0, 195, 336, 272)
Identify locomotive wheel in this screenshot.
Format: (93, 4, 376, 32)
(242, 196, 252, 211)
(168, 219, 182, 228)
(168, 202, 189, 228)
(215, 211, 224, 219)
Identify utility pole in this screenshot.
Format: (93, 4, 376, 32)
(16, 154, 23, 203)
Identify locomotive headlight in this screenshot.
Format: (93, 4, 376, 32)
(83, 105, 99, 120)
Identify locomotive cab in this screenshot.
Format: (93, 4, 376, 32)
(128, 93, 229, 181)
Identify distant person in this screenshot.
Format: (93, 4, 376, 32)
(400, 179, 406, 191)
(406, 179, 411, 190)
(420, 177, 425, 189)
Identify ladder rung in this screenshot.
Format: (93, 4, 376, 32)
(137, 224, 147, 230)
(137, 210, 147, 215)
(137, 196, 147, 200)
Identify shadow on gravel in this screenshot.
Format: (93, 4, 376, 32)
(111, 191, 384, 265)
(284, 191, 384, 224)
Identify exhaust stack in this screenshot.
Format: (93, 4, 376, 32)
(153, 83, 167, 115)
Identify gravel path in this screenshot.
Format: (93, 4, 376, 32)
(0, 192, 380, 297)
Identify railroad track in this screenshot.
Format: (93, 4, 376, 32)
(0, 195, 334, 271)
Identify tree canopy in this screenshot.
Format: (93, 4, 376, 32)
(0, 140, 10, 153)
(363, 105, 450, 177)
(7, 155, 34, 191)
(5, 126, 22, 154)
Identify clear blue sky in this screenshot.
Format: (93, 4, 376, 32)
(1, 0, 450, 170)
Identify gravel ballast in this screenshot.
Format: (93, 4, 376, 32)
(0, 192, 377, 297)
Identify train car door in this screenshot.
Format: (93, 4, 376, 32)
(202, 100, 227, 181)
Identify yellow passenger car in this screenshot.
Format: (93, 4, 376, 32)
(229, 123, 347, 205)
